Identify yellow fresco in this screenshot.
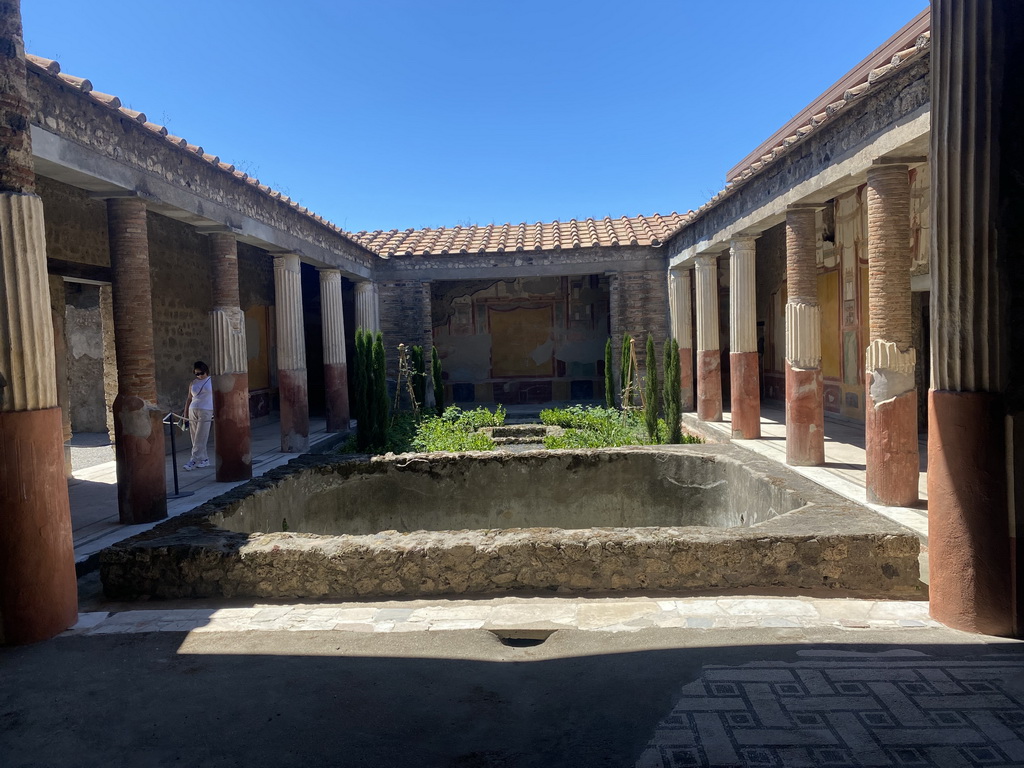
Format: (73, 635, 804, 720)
(489, 305, 554, 377)
(818, 271, 841, 379)
(245, 306, 270, 389)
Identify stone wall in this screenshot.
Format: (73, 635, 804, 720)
(378, 279, 432, 380)
(147, 212, 213, 412)
(610, 267, 670, 385)
(38, 176, 109, 268)
(64, 282, 107, 432)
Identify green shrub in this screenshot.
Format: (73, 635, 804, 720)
(541, 404, 702, 449)
(410, 345, 427, 411)
(411, 405, 503, 452)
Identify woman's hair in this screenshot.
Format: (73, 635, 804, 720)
(193, 361, 210, 375)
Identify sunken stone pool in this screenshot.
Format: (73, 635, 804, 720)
(100, 445, 922, 600)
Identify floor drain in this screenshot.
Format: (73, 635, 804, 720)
(489, 629, 556, 648)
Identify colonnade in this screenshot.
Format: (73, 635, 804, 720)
(670, 163, 922, 506)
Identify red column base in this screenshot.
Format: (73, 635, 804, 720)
(113, 394, 167, 525)
(785, 363, 824, 466)
(730, 351, 761, 439)
(865, 382, 919, 506)
(279, 368, 310, 453)
(679, 347, 694, 412)
(325, 362, 350, 432)
(213, 372, 252, 483)
(696, 349, 723, 422)
(928, 390, 1012, 635)
(0, 408, 78, 645)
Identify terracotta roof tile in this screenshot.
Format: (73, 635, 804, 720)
(348, 212, 688, 258)
(26, 54, 59, 75)
(89, 91, 120, 108)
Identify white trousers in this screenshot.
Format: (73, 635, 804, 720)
(188, 407, 214, 462)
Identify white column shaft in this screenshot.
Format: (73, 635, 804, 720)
(694, 255, 720, 353)
(729, 237, 757, 354)
(273, 254, 305, 371)
(320, 270, 347, 365)
(0, 193, 57, 411)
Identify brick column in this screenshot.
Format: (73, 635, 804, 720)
(208, 232, 251, 481)
(0, 0, 77, 645)
(354, 280, 379, 333)
(785, 207, 824, 466)
(669, 268, 694, 411)
(694, 254, 722, 422)
(729, 236, 760, 438)
(273, 254, 308, 452)
(865, 163, 918, 507)
(928, 0, 1022, 636)
(107, 196, 168, 524)
(320, 269, 350, 432)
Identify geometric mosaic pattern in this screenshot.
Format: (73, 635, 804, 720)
(636, 654, 1024, 767)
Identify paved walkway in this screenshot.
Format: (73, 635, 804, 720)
(68, 417, 343, 566)
(37, 405, 985, 768)
(682, 404, 929, 546)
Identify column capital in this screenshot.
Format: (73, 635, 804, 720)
(694, 253, 720, 269)
(729, 235, 758, 252)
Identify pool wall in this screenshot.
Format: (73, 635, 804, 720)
(100, 446, 922, 600)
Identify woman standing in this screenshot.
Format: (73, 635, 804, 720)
(183, 360, 214, 470)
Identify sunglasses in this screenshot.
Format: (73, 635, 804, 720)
(194, 372, 205, 377)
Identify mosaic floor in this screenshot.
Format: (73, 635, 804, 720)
(637, 653, 1024, 767)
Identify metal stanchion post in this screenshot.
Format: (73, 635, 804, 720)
(163, 412, 195, 500)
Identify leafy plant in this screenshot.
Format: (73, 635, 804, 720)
(411, 406, 504, 452)
(540, 404, 701, 449)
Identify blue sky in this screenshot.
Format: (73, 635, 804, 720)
(23, 0, 928, 233)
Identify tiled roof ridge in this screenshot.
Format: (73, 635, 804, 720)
(24, 54, 357, 246)
(348, 211, 690, 258)
(662, 30, 931, 242)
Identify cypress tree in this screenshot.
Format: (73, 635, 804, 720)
(372, 332, 388, 450)
(664, 337, 682, 444)
(411, 345, 426, 411)
(431, 346, 445, 416)
(354, 328, 368, 450)
(604, 338, 614, 409)
(620, 333, 633, 407)
(644, 334, 659, 441)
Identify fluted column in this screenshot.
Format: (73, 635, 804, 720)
(865, 163, 918, 507)
(928, 0, 1020, 636)
(354, 281, 379, 333)
(669, 268, 694, 411)
(320, 269, 350, 432)
(784, 207, 824, 466)
(273, 254, 308, 452)
(729, 236, 760, 438)
(107, 196, 168, 524)
(694, 254, 722, 422)
(0, 2, 77, 643)
(209, 232, 251, 481)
